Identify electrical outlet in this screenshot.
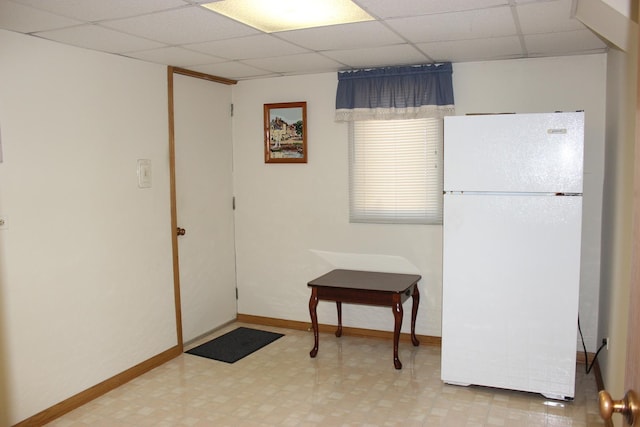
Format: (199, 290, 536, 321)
(603, 337, 609, 350)
(0, 216, 7, 230)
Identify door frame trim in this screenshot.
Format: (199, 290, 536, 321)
(166, 66, 237, 348)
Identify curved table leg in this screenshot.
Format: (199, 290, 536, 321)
(411, 284, 420, 347)
(309, 289, 319, 358)
(335, 301, 342, 337)
(392, 296, 403, 369)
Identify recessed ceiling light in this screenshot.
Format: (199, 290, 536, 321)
(202, 0, 375, 33)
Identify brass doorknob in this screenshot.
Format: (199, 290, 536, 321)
(599, 390, 639, 425)
(177, 227, 186, 236)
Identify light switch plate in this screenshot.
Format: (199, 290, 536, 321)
(137, 159, 152, 188)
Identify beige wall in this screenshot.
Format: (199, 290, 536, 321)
(0, 26, 614, 424)
(598, 26, 638, 396)
(0, 30, 177, 424)
(232, 54, 607, 349)
(0, 306, 8, 427)
(453, 55, 607, 351)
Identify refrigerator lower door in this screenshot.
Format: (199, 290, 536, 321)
(441, 194, 582, 399)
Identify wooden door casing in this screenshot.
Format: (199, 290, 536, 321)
(167, 67, 238, 346)
(627, 1, 640, 406)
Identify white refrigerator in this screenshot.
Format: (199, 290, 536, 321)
(441, 112, 584, 400)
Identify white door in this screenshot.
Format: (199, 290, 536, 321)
(173, 74, 236, 343)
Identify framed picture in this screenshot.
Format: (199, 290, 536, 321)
(264, 102, 307, 163)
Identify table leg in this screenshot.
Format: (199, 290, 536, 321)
(392, 295, 403, 369)
(335, 301, 342, 337)
(309, 289, 319, 358)
(411, 284, 420, 347)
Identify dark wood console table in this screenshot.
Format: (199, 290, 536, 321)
(307, 269, 421, 369)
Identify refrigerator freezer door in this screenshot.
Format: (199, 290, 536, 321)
(441, 193, 582, 398)
(443, 112, 584, 193)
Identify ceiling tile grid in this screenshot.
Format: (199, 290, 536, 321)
(0, 1, 81, 33)
(190, 60, 275, 80)
(417, 36, 524, 63)
(242, 52, 345, 74)
(124, 46, 226, 67)
(517, 0, 586, 34)
(385, 6, 519, 43)
(353, 0, 511, 19)
(34, 24, 167, 53)
(7, 0, 186, 22)
(0, 0, 608, 81)
(185, 34, 308, 60)
(273, 21, 406, 51)
(99, 7, 260, 45)
(323, 44, 432, 69)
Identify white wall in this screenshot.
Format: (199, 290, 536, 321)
(0, 30, 177, 424)
(453, 55, 607, 352)
(0, 28, 610, 423)
(232, 54, 607, 350)
(602, 0, 631, 17)
(232, 72, 445, 337)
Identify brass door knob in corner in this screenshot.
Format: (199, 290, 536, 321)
(176, 227, 186, 236)
(599, 390, 639, 426)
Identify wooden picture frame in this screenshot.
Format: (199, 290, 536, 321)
(264, 102, 307, 163)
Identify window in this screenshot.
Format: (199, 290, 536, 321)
(349, 118, 443, 224)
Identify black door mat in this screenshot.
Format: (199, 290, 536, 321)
(186, 327, 284, 363)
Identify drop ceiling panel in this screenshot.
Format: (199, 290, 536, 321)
(323, 44, 430, 68)
(356, 0, 509, 19)
(9, 0, 186, 22)
(417, 36, 523, 62)
(517, 0, 585, 34)
(524, 29, 609, 56)
(386, 6, 517, 43)
(0, 1, 81, 33)
(101, 6, 259, 45)
(274, 21, 405, 51)
(186, 34, 308, 60)
(191, 61, 274, 80)
(34, 25, 167, 53)
(123, 46, 223, 67)
(0, 0, 609, 81)
(243, 52, 345, 74)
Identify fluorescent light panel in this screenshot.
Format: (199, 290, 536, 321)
(202, 0, 374, 32)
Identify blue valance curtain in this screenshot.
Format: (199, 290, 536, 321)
(335, 62, 454, 121)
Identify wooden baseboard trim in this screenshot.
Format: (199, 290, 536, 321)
(575, 351, 605, 390)
(237, 314, 603, 377)
(592, 358, 605, 391)
(576, 351, 594, 365)
(18, 317, 601, 426)
(14, 345, 182, 427)
(236, 313, 442, 347)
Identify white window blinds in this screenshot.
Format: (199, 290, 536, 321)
(349, 118, 443, 224)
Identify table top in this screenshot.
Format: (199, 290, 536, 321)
(308, 269, 421, 293)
